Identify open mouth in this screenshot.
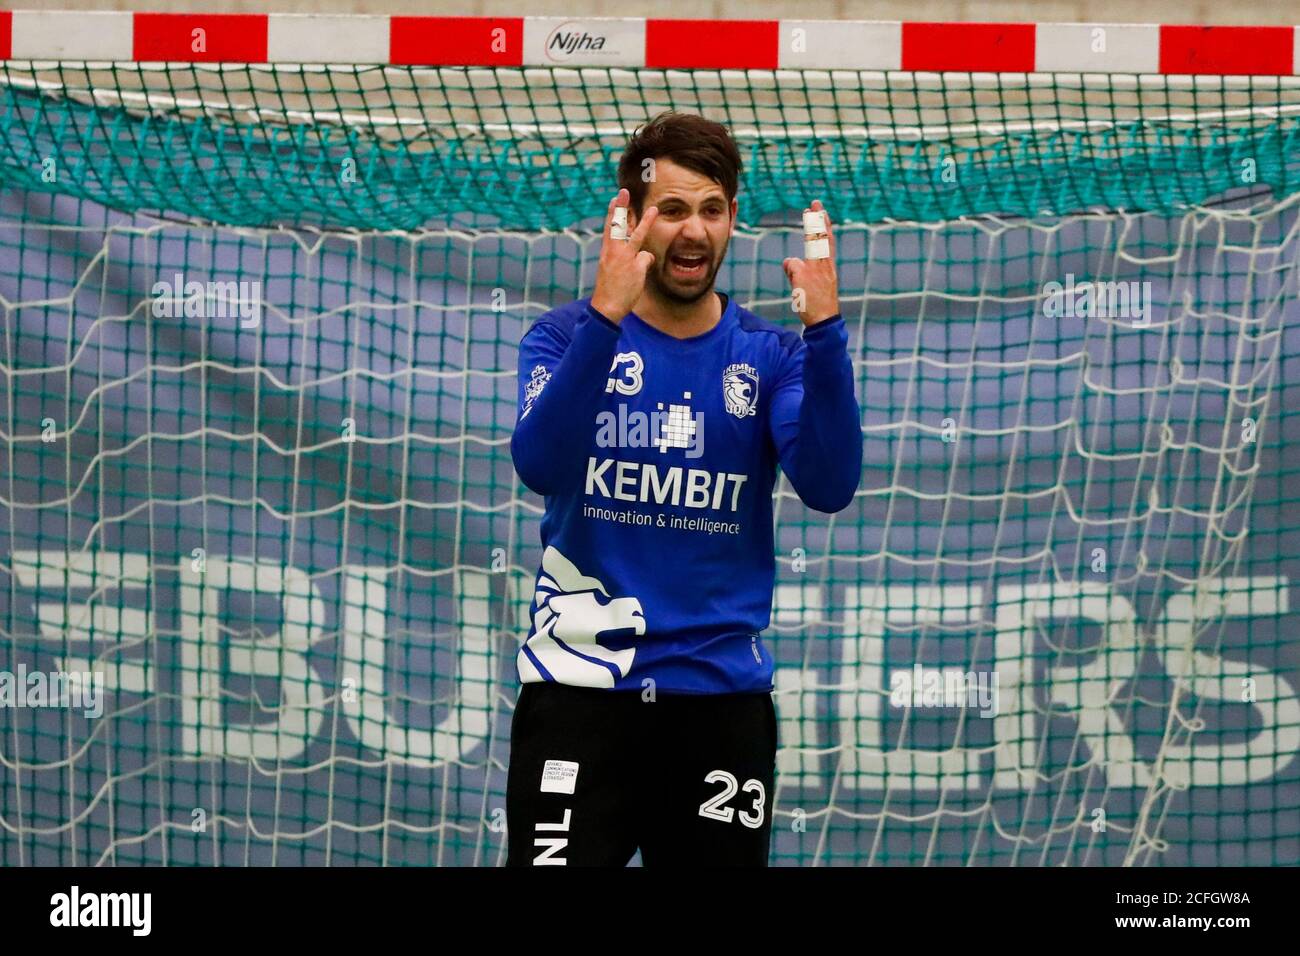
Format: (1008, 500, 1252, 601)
(669, 252, 709, 279)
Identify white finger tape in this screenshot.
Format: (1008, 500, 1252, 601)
(611, 206, 629, 241)
(803, 209, 829, 260)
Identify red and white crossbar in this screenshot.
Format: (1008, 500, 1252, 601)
(1, 12, 1298, 75)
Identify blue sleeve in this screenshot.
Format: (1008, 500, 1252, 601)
(511, 303, 622, 496)
(768, 315, 863, 513)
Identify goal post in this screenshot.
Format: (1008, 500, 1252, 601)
(0, 13, 1298, 866)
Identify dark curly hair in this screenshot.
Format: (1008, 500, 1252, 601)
(616, 111, 743, 215)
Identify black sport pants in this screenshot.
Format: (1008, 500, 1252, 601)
(505, 681, 777, 866)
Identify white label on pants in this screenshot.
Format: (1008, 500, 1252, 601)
(540, 759, 579, 795)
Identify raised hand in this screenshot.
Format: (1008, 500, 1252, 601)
(782, 198, 840, 327)
(590, 188, 659, 325)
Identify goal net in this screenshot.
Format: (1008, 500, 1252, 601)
(1, 20, 1298, 866)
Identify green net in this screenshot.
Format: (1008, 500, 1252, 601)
(0, 62, 1297, 866)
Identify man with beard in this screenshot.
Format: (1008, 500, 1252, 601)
(506, 110, 862, 866)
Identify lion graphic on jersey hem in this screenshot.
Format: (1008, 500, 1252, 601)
(518, 546, 645, 687)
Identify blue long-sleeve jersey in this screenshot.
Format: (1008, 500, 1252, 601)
(511, 292, 862, 694)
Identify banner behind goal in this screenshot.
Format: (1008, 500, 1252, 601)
(1, 15, 1298, 866)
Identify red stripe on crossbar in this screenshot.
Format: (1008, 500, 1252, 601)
(0, 12, 11, 60)
(645, 19, 778, 69)
(902, 22, 1036, 72)
(133, 13, 268, 62)
(390, 17, 523, 66)
(1159, 25, 1294, 75)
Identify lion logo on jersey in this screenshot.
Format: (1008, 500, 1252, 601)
(722, 363, 759, 418)
(517, 546, 644, 688)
